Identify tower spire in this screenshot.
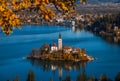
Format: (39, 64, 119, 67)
(58, 33, 62, 50)
(59, 33, 62, 39)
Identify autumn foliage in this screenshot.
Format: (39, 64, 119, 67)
(0, 0, 86, 35)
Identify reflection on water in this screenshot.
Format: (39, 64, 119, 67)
(0, 25, 120, 81)
(73, 27, 120, 45)
(29, 59, 87, 81)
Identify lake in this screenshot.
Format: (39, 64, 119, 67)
(0, 25, 120, 81)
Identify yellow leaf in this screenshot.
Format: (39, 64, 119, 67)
(45, 14, 50, 20)
(0, 6, 5, 12)
(34, 0, 40, 5)
(40, 5, 45, 11)
(45, 0, 49, 4)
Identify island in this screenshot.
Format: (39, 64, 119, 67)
(26, 33, 94, 62)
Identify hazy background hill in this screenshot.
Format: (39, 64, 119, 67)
(87, 0, 120, 4)
(98, 0, 120, 3)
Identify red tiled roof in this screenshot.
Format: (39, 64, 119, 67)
(63, 46, 71, 49)
(52, 43, 56, 46)
(74, 48, 81, 51)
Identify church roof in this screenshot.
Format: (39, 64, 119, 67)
(52, 43, 56, 46)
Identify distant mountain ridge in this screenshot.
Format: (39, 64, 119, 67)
(87, 0, 120, 4)
(98, 0, 120, 3)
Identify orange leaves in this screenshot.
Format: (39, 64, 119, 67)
(0, 6, 5, 12)
(34, 0, 40, 6)
(44, 14, 50, 20)
(1, 15, 21, 35)
(45, 0, 49, 4)
(11, 0, 20, 10)
(0, 2, 21, 35)
(41, 8, 56, 20)
(0, 0, 86, 35)
(10, 0, 31, 10)
(60, 3, 68, 11)
(33, 0, 49, 6)
(2, 27, 12, 35)
(40, 0, 49, 4)
(65, 13, 71, 19)
(0, 18, 3, 26)
(55, 1, 69, 11)
(40, 5, 45, 11)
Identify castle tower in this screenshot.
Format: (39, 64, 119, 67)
(58, 33, 62, 50)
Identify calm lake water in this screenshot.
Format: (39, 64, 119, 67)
(0, 25, 120, 81)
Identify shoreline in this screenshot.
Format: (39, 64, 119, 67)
(26, 55, 95, 62)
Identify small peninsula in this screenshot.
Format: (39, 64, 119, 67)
(26, 33, 94, 62)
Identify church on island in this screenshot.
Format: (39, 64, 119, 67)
(27, 33, 94, 61)
(50, 33, 62, 52)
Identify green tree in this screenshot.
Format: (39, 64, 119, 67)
(26, 70, 36, 81)
(115, 72, 120, 81)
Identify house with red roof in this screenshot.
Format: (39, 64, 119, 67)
(63, 46, 72, 54)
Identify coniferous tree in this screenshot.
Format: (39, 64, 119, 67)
(13, 76, 19, 81)
(87, 76, 95, 81)
(26, 70, 35, 81)
(7, 79, 10, 81)
(62, 75, 71, 81)
(77, 73, 86, 81)
(50, 77, 53, 81)
(115, 72, 120, 81)
(99, 74, 108, 81)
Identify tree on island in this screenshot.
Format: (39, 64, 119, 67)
(31, 50, 35, 57)
(26, 70, 36, 81)
(0, 0, 86, 35)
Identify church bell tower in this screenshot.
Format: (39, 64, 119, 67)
(58, 33, 62, 50)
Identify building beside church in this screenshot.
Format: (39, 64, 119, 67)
(63, 46, 72, 54)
